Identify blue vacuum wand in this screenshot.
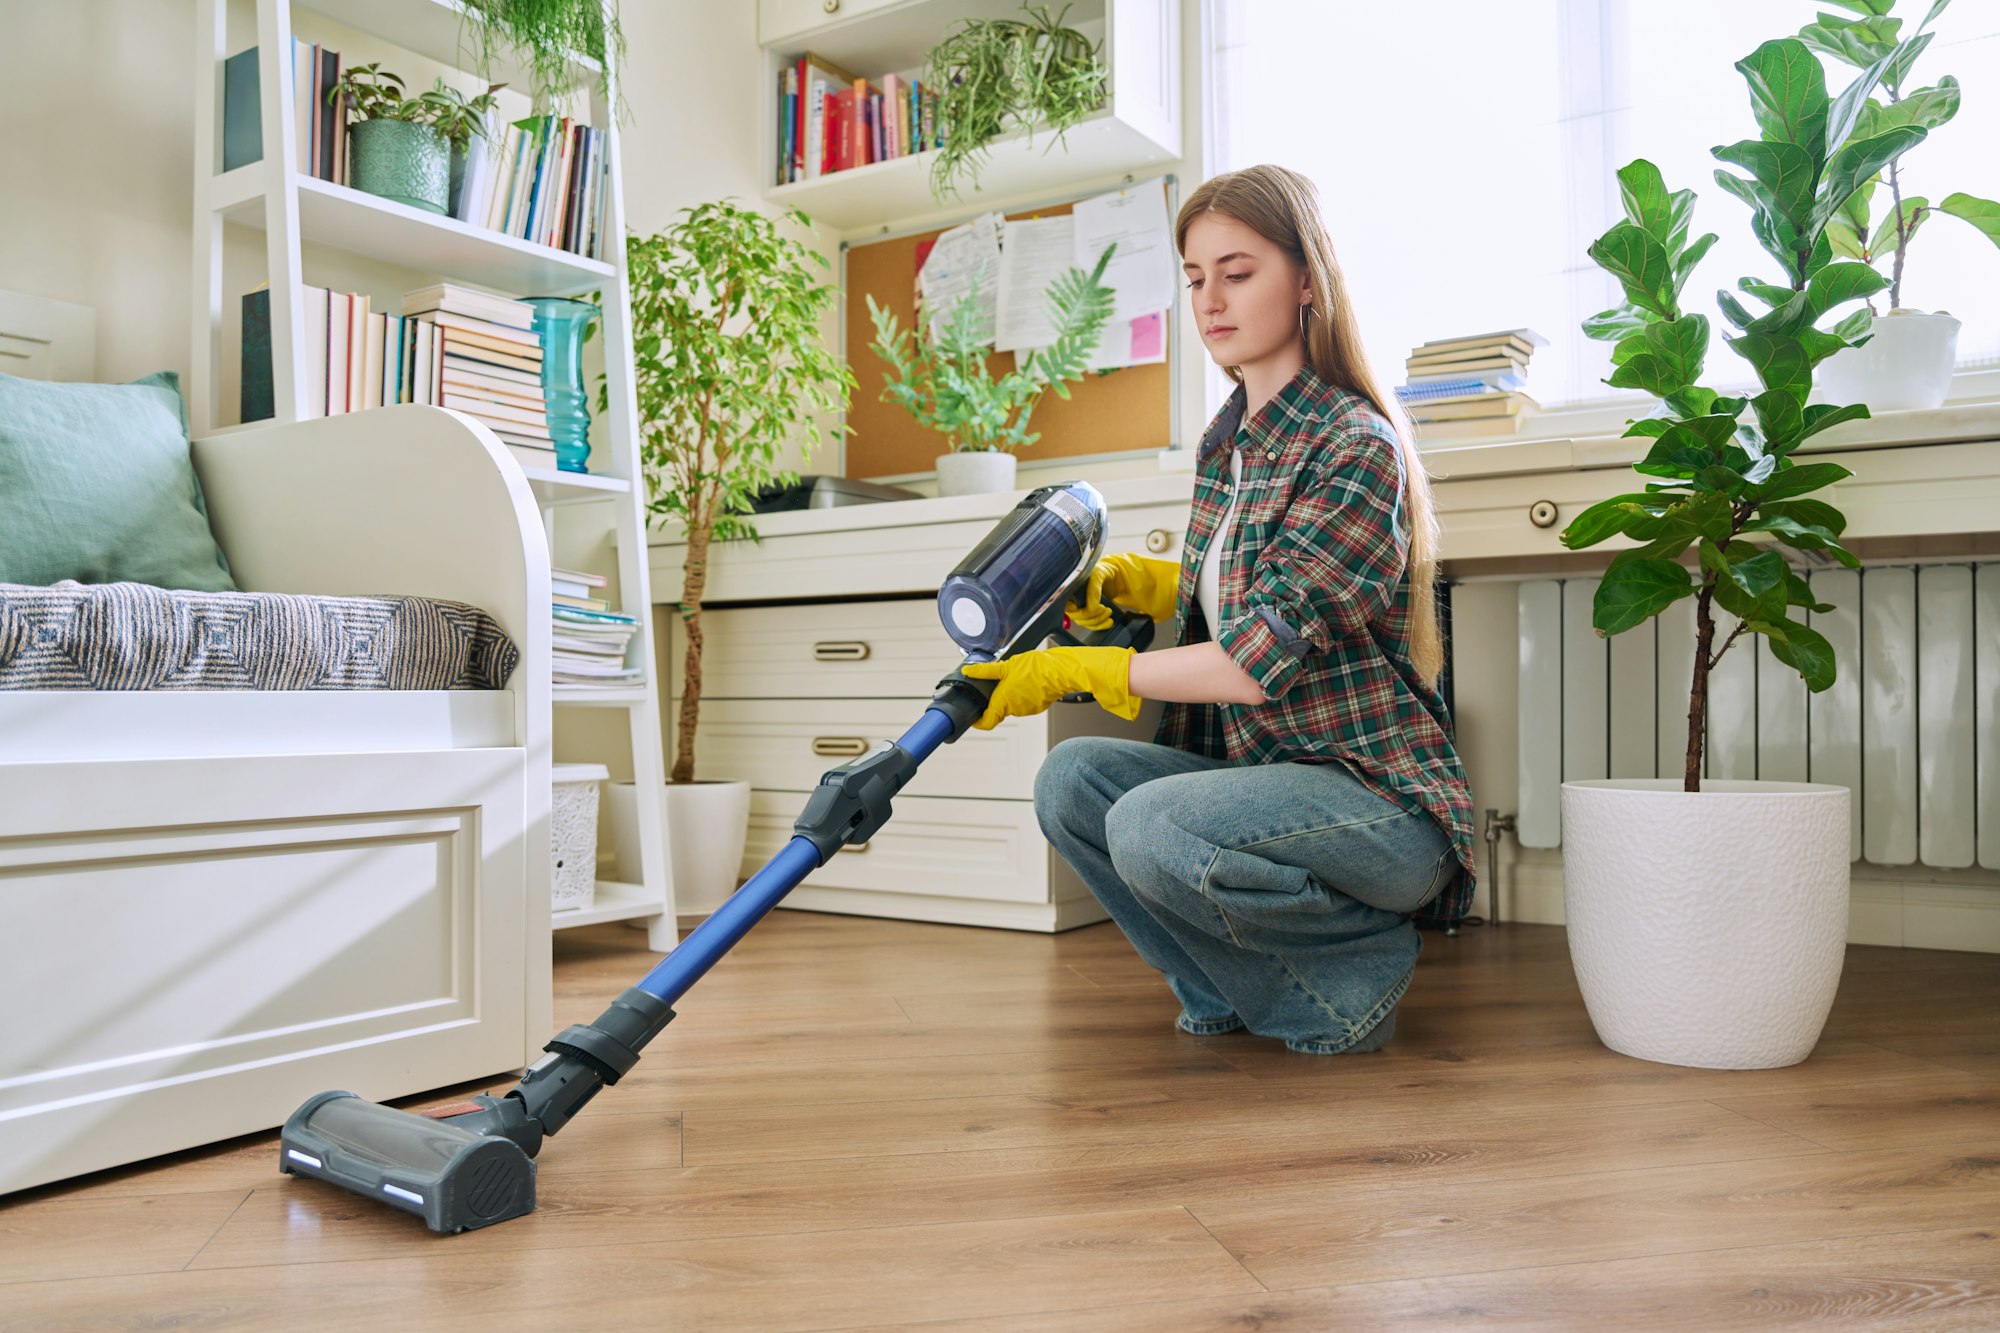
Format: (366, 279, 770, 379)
(278, 480, 1152, 1232)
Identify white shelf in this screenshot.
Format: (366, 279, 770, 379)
(553, 688, 649, 706)
(523, 465, 634, 505)
(298, 0, 600, 93)
(220, 176, 612, 297)
(552, 879, 667, 929)
(763, 0, 1106, 72)
(768, 107, 1175, 234)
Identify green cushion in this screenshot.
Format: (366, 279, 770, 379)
(0, 369, 236, 591)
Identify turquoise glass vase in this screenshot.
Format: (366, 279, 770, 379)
(523, 297, 600, 473)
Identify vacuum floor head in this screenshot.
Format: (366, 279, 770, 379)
(280, 1091, 536, 1233)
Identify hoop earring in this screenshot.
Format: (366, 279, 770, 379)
(1298, 302, 1313, 341)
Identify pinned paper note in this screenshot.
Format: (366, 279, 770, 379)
(992, 215, 1079, 353)
(917, 210, 1003, 344)
(1072, 181, 1176, 324)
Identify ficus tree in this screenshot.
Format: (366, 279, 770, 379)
(612, 200, 855, 785)
(1562, 34, 1932, 791)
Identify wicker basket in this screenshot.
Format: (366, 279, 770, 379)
(551, 762, 610, 912)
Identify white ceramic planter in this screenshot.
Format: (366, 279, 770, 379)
(1815, 309, 1961, 410)
(935, 450, 1017, 497)
(664, 778, 751, 915)
(605, 777, 750, 917)
(1560, 778, 1851, 1070)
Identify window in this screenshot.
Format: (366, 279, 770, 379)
(1208, 0, 2000, 411)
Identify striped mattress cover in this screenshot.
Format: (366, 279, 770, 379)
(0, 581, 518, 691)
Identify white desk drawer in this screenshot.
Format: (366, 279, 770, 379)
(683, 696, 1168, 799)
(742, 790, 1050, 903)
(672, 599, 954, 700)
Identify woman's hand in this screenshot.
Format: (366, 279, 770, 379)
(1065, 554, 1181, 631)
(958, 645, 1141, 729)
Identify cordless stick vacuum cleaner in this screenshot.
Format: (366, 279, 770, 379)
(279, 480, 1153, 1233)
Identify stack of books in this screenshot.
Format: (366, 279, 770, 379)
(1395, 328, 1546, 436)
(778, 51, 940, 183)
(241, 282, 552, 450)
(552, 565, 643, 690)
(401, 284, 553, 468)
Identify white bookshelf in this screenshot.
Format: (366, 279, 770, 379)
(759, 0, 1180, 237)
(191, 0, 680, 949)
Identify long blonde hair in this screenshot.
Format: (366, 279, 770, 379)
(1174, 164, 1445, 689)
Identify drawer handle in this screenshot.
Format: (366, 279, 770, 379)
(812, 737, 870, 757)
(813, 640, 871, 661)
(848, 839, 870, 853)
(1145, 527, 1175, 554)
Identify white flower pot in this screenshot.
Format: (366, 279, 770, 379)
(1560, 778, 1851, 1070)
(605, 777, 750, 917)
(1815, 309, 1961, 411)
(935, 450, 1017, 497)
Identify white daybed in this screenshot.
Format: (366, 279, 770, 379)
(0, 404, 552, 1195)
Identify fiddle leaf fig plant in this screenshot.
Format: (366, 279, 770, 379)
(1800, 0, 2000, 309)
(1563, 36, 1922, 791)
(611, 201, 855, 784)
(865, 244, 1115, 453)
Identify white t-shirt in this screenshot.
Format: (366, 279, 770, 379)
(1195, 441, 1243, 636)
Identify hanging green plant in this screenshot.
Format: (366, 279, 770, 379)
(924, 2, 1108, 203)
(456, 0, 625, 115)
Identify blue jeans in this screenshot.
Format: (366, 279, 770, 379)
(1036, 736, 1457, 1054)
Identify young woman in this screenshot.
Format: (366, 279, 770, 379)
(960, 164, 1476, 1055)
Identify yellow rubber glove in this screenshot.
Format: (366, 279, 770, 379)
(958, 645, 1141, 730)
(1064, 553, 1182, 632)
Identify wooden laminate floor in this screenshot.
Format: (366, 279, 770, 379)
(4, 913, 1998, 1331)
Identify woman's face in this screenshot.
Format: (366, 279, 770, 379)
(1180, 213, 1309, 371)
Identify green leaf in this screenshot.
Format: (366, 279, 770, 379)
(1561, 493, 1673, 549)
(1830, 307, 1876, 344)
(1726, 332, 1812, 402)
(1735, 39, 1831, 154)
(1864, 77, 1961, 135)
(1740, 513, 1861, 566)
(1814, 126, 1929, 235)
(1583, 303, 1649, 341)
(1762, 497, 1849, 538)
(1939, 193, 2000, 250)
(1805, 260, 1889, 319)
(1759, 461, 1853, 501)
(1709, 546, 1792, 624)
(1824, 48, 1898, 159)
(1822, 0, 1896, 16)
(1671, 233, 1720, 300)
(1596, 559, 1695, 635)
(1800, 14, 1900, 68)
(1640, 314, 1710, 387)
(1800, 401, 1872, 444)
(1824, 218, 1869, 261)
(1663, 386, 1720, 418)
(1713, 138, 1818, 233)
(1606, 354, 1686, 397)
(1869, 196, 1931, 257)
(1752, 389, 1804, 449)
(1627, 492, 1735, 545)
(1617, 159, 1674, 242)
(1588, 222, 1677, 318)
(1758, 617, 1838, 691)
(1883, 31, 1936, 94)
(1717, 289, 1758, 330)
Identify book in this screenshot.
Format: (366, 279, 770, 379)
(444, 352, 542, 388)
(1409, 392, 1538, 421)
(413, 309, 541, 348)
(441, 369, 547, 406)
(1403, 352, 1530, 374)
(1402, 368, 1527, 392)
(402, 284, 537, 331)
(1412, 413, 1532, 439)
(552, 566, 609, 587)
(552, 593, 610, 611)
(1412, 327, 1548, 356)
(441, 393, 550, 429)
(241, 287, 273, 423)
(439, 338, 543, 375)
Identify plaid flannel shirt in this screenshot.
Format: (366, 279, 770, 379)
(1152, 363, 1477, 927)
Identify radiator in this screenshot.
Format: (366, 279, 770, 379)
(1516, 561, 1999, 869)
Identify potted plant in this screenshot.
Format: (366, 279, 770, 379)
(1556, 32, 1929, 1069)
(865, 246, 1115, 496)
(457, 0, 625, 113)
(1802, 0, 2000, 408)
(330, 65, 499, 215)
(924, 2, 1108, 203)
(616, 200, 853, 912)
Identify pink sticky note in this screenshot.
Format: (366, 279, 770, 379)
(1130, 312, 1164, 359)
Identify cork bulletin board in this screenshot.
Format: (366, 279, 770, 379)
(841, 185, 1176, 479)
